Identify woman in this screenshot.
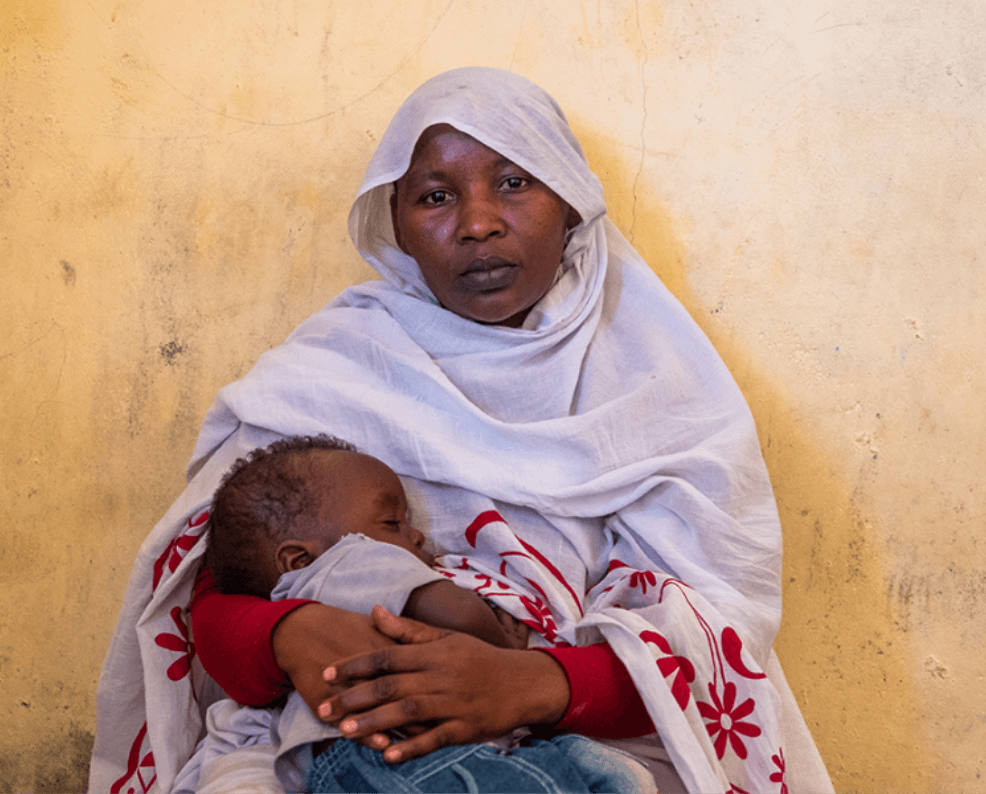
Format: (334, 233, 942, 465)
(90, 68, 832, 794)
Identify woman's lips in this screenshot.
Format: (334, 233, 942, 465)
(459, 257, 518, 291)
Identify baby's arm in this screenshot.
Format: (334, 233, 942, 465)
(402, 580, 528, 649)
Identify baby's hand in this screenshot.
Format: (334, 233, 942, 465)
(491, 605, 530, 650)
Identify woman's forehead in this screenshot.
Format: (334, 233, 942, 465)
(400, 124, 521, 183)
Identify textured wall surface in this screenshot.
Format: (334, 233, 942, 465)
(2, 1, 983, 791)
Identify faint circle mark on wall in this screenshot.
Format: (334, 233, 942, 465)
(112, 0, 454, 126)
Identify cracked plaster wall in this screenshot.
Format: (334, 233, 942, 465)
(2, 1, 983, 791)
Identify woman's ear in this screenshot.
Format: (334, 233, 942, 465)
(390, 185, 407, 253)
(565, 206, 582, 231)
(275, 539, 321, 574)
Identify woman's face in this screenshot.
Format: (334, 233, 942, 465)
(391, 124, 578, 327)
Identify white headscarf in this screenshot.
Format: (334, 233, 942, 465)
(91, 68, 832, 794)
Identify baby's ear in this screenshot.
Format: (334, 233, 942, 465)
(275, 540, 319, 574)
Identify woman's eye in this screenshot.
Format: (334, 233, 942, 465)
(501, 176, 529, 191)
(422, 190, 451, 205)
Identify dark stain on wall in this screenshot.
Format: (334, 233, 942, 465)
(160, 339, 185, 364)
(60, 259, 76, 286)
(886, 566, 986, 633)
(32, 724, 92, 793)
(0, 753, 15, 794)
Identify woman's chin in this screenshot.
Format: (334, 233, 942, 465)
(445, 295, 539, 328)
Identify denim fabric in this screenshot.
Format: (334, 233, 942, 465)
(306, 735, 645, 793)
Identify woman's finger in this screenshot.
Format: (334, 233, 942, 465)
(380, 721, 472, 764)
(323, 671, 429, 719)
(333, 694, 446, 738)
(369, 605, 452, 645)
(324, 646, 410, 689)
(320, 606, 451, 685)
(324, 632, 443, 686)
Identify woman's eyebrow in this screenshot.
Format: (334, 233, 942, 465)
(404, 159, 521, 186)
(403, 168, 450, 186)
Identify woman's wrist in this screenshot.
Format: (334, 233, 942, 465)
(511, 647, 570, 728)
(537, 644, 656, 737)
(270, 602, 321, 678)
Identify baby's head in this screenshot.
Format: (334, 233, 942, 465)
(206, 434, 431, 598)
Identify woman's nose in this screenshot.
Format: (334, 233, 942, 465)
(410, 527, 425, 548)
(456, 190, 505, 242)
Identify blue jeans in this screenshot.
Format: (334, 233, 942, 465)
(306, 734, 648, 793)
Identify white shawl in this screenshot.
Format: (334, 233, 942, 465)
(90, 68, 832, 794)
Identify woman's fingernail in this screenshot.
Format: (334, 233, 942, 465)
(384, 747, 401, 763)
(340, 719, 357, 734)
(323, 667, 337, 681)
(318, 703, 332, 719)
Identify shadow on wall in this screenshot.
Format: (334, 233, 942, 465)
(628, 205, 925, 792)
(0, 723, 93, 794)
(576, 119, 927, 792)
(744, 373, 925, 793)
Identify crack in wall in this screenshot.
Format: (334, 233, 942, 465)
(630, 0, 650, 244)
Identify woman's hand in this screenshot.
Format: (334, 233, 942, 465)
(318, 606, 571, 763)
(271, 602, 396, 730)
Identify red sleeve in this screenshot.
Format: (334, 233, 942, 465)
(189, 566, 314, 706)
(537, 644, 656, 738)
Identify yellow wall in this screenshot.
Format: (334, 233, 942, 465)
(2, 1, 983, 791)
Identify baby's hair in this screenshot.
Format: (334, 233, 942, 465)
(205, 434, 358, 597)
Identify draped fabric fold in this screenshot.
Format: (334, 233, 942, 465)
(90, 67, 831, 794)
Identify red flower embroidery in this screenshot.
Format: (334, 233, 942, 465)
(629, 569, 657, 594)
(110, 723, 156, 794)
(154, 606, 195, 681)
(152, 510, 207, 590)
(697, 681, 762, 760)
(640, 630, 695, 710)
(770, 748, 788, 793)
